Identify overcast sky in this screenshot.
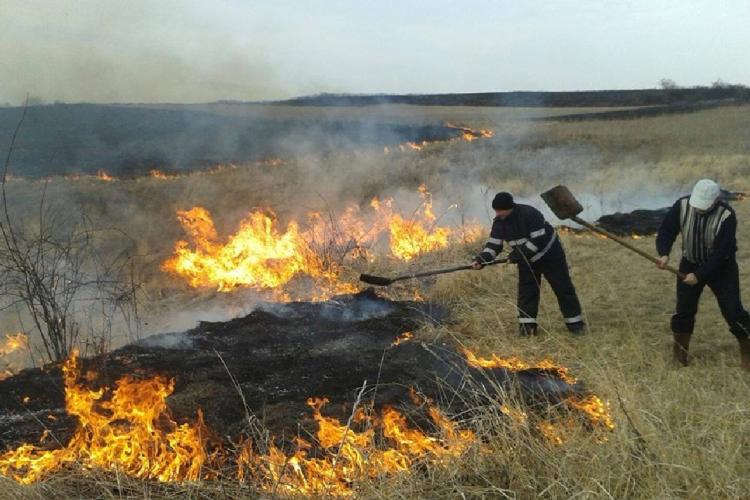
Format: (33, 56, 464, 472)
(1, 0, 748, 104)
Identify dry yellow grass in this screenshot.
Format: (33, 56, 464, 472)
(1, 104, 749, 498)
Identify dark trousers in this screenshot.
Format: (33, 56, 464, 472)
(672, 258, 750, 339)
(517, 240, 583, 327)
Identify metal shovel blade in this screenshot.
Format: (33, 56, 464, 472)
(541, 185, 584, 220)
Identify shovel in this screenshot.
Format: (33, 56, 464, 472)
(359, 258, 509, 286)
(541, 185, 684, 278)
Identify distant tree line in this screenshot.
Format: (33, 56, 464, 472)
(280, 83, 750, 108)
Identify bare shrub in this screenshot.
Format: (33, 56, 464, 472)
(0, 105, 141, 362)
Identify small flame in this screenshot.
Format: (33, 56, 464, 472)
(149, 169, 173, 180)
(387, 123, 493, 154)
(463, 348, 577, 385)
(445, 122, 494, 141)
(0, 333, 28, 356)
(1, 350, 613, 490)
(391, 331, 414, 347)
(463, 348, 615, 435)
(96, 170, 115, 182)
(537, 421, 566, 445)
(567, 394, 615, 430)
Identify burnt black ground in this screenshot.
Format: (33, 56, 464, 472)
(596, 192, 745, 236)
(0, 105, 462, 178)
(0, 289, 587, 452)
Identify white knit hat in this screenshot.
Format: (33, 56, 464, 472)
(689, 179, 720, 210)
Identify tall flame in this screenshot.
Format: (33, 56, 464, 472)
(163, 186, 475, 295)
(162, 207, 354, 297)
(0, 353, 211, 484)
(371, 185, 452, 261)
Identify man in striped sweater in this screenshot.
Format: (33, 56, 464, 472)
(656, 179, 750, 370)
(472, 192, 585, 336)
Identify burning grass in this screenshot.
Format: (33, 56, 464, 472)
(0, 345, 613, 495)
(161, 185, 481, 299)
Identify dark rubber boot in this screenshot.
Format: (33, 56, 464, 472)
(566, 321, 587, 336)
(673, 332, 691, 366)
(739, 338, 750, 372)
(519, 323, 538, 337)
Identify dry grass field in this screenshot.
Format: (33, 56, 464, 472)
(1, 104, 749, 498)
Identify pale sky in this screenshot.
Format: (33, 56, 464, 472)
(1, 0, 748, 104)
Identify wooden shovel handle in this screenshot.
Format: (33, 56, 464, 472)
(571, 216, 686, 279)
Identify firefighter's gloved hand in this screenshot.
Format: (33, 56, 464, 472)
(508, 250, 522, 264)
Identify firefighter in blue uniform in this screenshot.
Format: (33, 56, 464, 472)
(473, 192, 585, 336)
(656, 179, 750, 370)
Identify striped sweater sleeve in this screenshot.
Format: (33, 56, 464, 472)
(696, 212, 736, 281)
(475, 221, 503, 263)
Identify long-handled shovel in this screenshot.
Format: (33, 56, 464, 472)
(359, 258, 509, 287)
(541, 185, 685, 278)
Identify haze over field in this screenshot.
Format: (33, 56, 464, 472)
(2, 0, 750, 104)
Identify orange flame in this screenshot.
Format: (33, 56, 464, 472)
(463, 348, 615, 434)
(238, 397, 477, 496)
(149, 169, 173, 180)
(0, 353, 211, 484)
(371, 185, 452, 261)
(0, 333, 28, 380)
(391, 331, 414, 347)
(463, 348, 577, 385)
(0, 333, 28, 356)
(96, 170, 115, 182)
(162, 206, 355, 298)
(1, 349, 613, 490)
(163, 186, 473, 295)
(389, 123, 494, 154)
(445, 122, 494, 141)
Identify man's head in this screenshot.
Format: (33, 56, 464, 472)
(689, 179, 720, 213)
(492, 192, 515, 219)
